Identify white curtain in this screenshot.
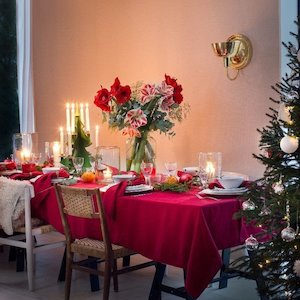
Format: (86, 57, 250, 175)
(16, 0, 35, 133)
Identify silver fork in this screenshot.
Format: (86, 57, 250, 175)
(195, 193, 220, 201)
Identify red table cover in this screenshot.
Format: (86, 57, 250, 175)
(31, 177, 248, 299)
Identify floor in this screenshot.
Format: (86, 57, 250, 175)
(0, 233, 261, 300)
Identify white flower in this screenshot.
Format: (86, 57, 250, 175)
(293, 260, 300, 277)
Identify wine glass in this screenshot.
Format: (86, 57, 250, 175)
(73, 157, 84, 176)
(141, 161, 153, 186)
(88, 155, 96, 172)
(165, 161, 177, 176)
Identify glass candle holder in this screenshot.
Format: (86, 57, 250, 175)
(198, 152, 222, 183)
(99, 146, 120, 170)
(12, 133, 38, 164)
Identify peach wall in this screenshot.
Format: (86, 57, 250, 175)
(32, 0, 279, 179)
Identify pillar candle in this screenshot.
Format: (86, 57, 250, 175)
(85, 103, 90, 132)
(71, 103, 75, 133)
(59, 127, 64, 155)
(95, 125, 99, 148)
(66, 103, 70, 132)
(67, 129, 72, 156)
(52, 141, 60, 167)
(80, 103, 85, 126)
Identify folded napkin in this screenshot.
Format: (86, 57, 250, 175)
(103, 175, 145, 219)
(0, 161, 17, 171)
(30, 170, 70, 212)
(10, 171, 43, 180)
(208, 179, 250, 189)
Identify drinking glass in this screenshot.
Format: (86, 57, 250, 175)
(165, 161, 177, 176)
(88, 155, 96, 172)
(73, 157, 84, 176)
(141, 161, 153, 185)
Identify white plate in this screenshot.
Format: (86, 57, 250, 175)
(201, 187, 248, 196)
(51, 178, 68, 184)
(112, 174, 136, 183)
(125, 184, 153, 194)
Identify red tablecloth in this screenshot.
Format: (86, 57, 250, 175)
(31, 178, 248, 299)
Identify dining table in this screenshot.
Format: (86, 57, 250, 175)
(30, 173, 250, 299)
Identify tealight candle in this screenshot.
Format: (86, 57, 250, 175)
(20, 148, 31, 163)
(205, 161, 215, 179)
(103, 167, 112, 180)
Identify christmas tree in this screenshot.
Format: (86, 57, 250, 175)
(232, 21, 300, 299)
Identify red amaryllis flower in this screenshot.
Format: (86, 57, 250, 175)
(110, 77, 121, 96)
(165, 74, 183, 104)
(124, 108, 147, 128)
(140, 84, 158, 104)
(94, 88, 111, 111)
(115, 85, 131, 104)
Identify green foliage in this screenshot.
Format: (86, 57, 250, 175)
(72, 116, 92, 169)
(0, 1, 19, 160)
(154, 182, 189, 193)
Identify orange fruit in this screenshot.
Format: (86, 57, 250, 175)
(164, 175, 178, 185)
(81, 171, 96, 183)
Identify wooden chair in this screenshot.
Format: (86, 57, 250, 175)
(55, 184, 155, 300)
(0, 179, 65, 291)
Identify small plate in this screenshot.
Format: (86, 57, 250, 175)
(125, 184, 153, 194)
(201, 187, 248, 196)
(51, 177, 68, 184)
(112, 174, 136, 183)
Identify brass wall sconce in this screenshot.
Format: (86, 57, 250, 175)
(211, 34, 252, 80)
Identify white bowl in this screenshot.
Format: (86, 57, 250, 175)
(182, 166, 199, 176)
(112, 174, 136, 183)
(42, 167, 60, 174)
(218, 176, 244, 189)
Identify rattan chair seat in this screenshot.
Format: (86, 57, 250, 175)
(71, 238, 135, 259)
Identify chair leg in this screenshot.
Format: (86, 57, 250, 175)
(103, 259, 112, 300)
(122, 255, 130, 267)
(58, 247, 66, 282)
(65, 251, 74, 300)
(112, 259, 118, 292)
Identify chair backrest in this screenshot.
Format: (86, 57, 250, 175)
(54, 185, 112, 252)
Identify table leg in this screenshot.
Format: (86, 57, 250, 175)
(148, 262, 166, 300)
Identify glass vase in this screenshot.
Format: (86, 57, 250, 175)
(126, 132, 156, 174)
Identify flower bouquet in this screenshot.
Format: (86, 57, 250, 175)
(94, 74, 189, 173)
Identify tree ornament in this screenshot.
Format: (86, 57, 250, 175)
(297, 49, 300, 62)
(281, 226, 296, 242)
(242, 199, 255, 210)
(272, 181, 284, 194)
(286, 90, 299, 100)
(293, 260, 300, 277)
(280, 135, 299, 154)
(259, 205, 271, 216)
(278, 103, 292, 123)
(245, 235, 259, 251)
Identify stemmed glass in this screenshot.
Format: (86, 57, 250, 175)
(141, 161, 153, 186)
(88, 155, 96, 172)
(165, 162, 177, 176)
(73, 157, 84, 176)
